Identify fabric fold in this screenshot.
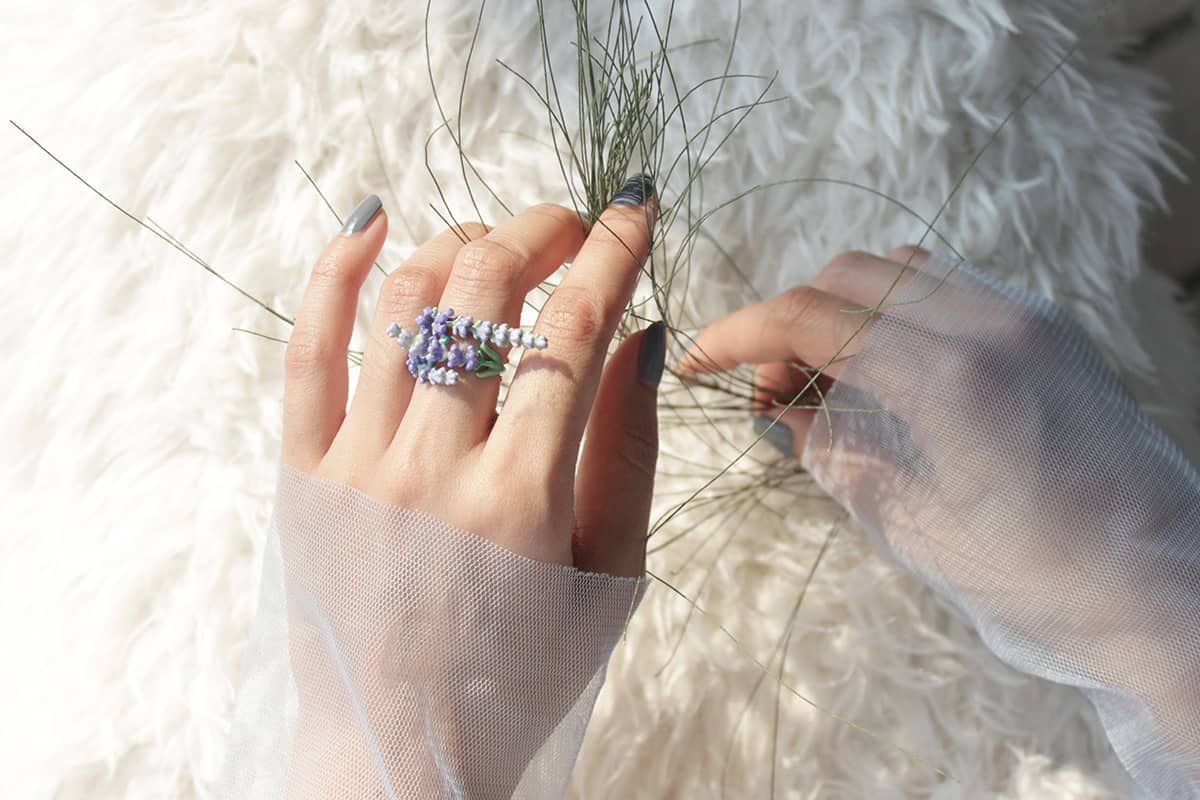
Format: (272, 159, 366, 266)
(221, 465, 644, 800)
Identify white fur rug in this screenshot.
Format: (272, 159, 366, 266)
(3, 1, 1198, 797)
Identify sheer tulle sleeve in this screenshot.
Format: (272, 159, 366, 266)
(802, 252, 1200, 798)
(220, 466, 644, 799)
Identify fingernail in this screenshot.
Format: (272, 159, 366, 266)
(609, 173, 655, 207)
(638, 321, 667, 388)
(340, 194, 382, 235)
(753, 416, 794, 457)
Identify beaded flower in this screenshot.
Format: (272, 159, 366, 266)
(386, 306, 548, 384)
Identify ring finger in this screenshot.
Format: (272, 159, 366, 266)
(397, 203, 587, 452)
(334, 223, 489, 458)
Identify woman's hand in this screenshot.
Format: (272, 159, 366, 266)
(683, 247, 1200, 795)
(282, 188, 662, 577)
(274, 184, 663, 798)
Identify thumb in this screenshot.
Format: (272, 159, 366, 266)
(572, 321, 666, 577)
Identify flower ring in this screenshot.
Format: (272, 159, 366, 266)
(386, 306, 548, 385)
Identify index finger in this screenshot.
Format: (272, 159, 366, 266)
(677, 284, 877, 380)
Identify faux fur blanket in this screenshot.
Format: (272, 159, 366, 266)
(3, 1, 1197, 797)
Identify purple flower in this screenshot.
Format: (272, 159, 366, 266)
(393, 328, 414, 348)
(409, 332, 428, 358)
(432, 307, 453, 337)
(389, 310, 520, 385)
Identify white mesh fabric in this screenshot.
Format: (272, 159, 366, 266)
(221, 465, 645, 799)
(802, 252, 1200, 798)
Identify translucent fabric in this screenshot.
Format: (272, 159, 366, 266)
(802, 252, 1200, 798)
(220, 466, 645, 799)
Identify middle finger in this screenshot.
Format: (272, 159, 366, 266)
(491, 176, 656, 478)
(397, 203, 587, 452)
(336, 223, 488, 456)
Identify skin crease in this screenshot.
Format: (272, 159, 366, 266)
(282, 194, 926, 578)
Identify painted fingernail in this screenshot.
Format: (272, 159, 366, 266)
(340, 194, 382, 235)
(638, 321, 666, 388)
(609, 173, 655, 207)
(753, 415, 794, 457)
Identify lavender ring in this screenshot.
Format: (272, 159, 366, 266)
(385, 306, 548, 386)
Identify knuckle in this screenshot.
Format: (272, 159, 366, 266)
(778, 285, 822, 322)
(936, 341, 1014, 404)
(589, 212, 650, 259)
(527, 202, 581, 229)
(885, 245, 922, 262)
(309, 244, 355, 288)
(379, 263, 441, 317)
(452, 221, 490, 241)
(825, 250, 875, 273)
(539, 285, 610, 347)
(284, 332, 335, 380)
(453, 236, 526, 294)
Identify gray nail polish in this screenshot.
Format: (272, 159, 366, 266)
(753, 415, 794, 457)
(638, 321, 666, 388)
(609, 173, 655, 207)
(340, 194, 382, 235)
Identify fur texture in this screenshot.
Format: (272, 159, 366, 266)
(2, 1, 1196, 797)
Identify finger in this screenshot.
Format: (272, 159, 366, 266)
(809, 248, 930, 309)
(572, 321, 664, 577)
(752, 409, 813, 460)
(813, 247, 986, 339)
(282, 196, 386, 470)
(492, 174, 656, 475)
(752, 360, 836, 460)
(400, 203, 587, 450)
(752, 358, 834, 414)
(885, 245, 931, 267)
(676, 284, 874, 381)
(337, 223, 488, 456)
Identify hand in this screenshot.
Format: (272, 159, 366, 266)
(683, 248, 1200, 792)
(679, 244, 1100, 609)
(283, 193, 661, 577)
(276, 185, 663, 798)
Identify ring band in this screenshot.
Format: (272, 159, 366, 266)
(387, 306, 548, 385)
